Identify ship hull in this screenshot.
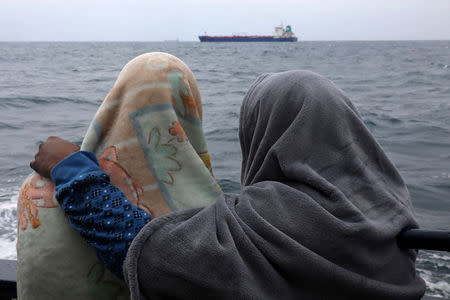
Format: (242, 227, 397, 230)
(199, 36, 297, 42)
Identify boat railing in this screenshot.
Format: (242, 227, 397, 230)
(0, 228, 448, 299)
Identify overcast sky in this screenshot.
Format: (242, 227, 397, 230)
(1, 0, 449, 41)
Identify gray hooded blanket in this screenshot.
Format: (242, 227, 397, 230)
(124, 70, 425, 299)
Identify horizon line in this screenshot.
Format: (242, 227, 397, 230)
(1, 39, 449, 43)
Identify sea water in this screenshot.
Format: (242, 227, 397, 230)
(0, 41, 448, 297)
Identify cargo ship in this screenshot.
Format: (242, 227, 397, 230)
(199, 25, 298, 42)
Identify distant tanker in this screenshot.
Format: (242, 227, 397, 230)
(199, 25, 298, 42)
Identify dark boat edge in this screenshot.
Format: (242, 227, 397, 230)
(1, 230, 449, 299)
(0, 259, 16, 299)
(0, 258, 448, 299)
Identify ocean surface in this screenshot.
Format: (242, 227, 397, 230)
(0, 41, 449, 297)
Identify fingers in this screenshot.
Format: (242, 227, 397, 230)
(29, 159, 41, 176)
(30, 148, 39, 171)
(32, 149, 39, 167)
(30, 151, 41, 173)
(30, 139, 48, 175)
(30, 136, 79, 178)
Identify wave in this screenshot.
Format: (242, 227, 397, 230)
(84, 77, 113, 83)
(0, 122, 22, 130)
(216, 179, 240, 194)
(205, 127, 239, 141)
(404, 70, 425, 77)
(0, 192, 18, 260)
(0, 96, 95, 108)
(417, 251, 450, 298)
(361, 114, 403, 128)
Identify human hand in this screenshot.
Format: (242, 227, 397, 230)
(30, 136, 80, 178)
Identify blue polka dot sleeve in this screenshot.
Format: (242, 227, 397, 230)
(50, 151, 152, 279)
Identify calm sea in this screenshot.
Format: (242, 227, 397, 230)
(0, 41, 449, 297)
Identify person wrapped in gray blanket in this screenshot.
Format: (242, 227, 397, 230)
(123, 70, 425, 299)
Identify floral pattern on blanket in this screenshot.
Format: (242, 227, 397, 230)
(18, 174, 58, 230)
(169, 121, 189, 143)
(148, 127, 182, 185)
(98, 146, 153, 216)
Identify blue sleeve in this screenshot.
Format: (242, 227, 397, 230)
(50, 151, 152, 279)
